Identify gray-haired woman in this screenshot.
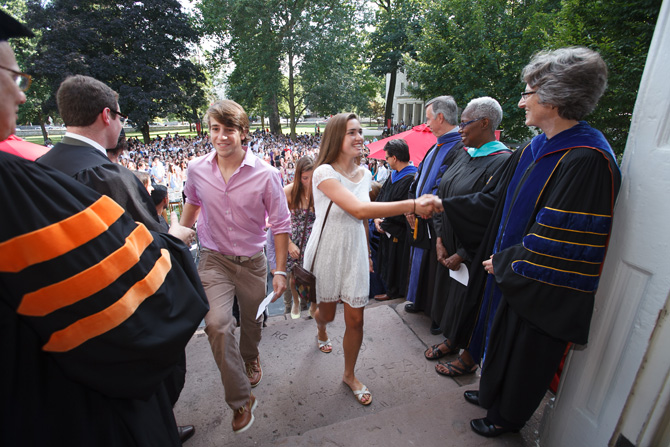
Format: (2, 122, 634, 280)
(430, 47, 622, 437)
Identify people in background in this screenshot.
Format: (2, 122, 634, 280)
(431, 47, 621, 437)
(372, 139, 417, 301)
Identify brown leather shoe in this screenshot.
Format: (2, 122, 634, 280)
(245, 357, 262, 388)
(374, 294, 391, 301)
(232, 394, 257, 434)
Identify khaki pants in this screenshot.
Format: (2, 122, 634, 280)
(198, 248, 266, 410)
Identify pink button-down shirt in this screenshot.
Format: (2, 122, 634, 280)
(184, 148, 291, 256)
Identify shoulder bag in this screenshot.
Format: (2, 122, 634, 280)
(293, 201, 333, 303)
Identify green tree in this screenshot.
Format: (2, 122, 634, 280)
(3, 0, 53, 141)
(368, 98, 386, 125)
(199, 0, 370, 140)
(404, 0, 561, 142)
(549, 0, 662, 155)
(200, 0, 284, 133)
(301, 9, 379, 118)
(367, 0, 421, 125)
(24, 0, 208, 143)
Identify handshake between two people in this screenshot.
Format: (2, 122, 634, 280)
(413, 194, 444, 219)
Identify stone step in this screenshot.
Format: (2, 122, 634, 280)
(271, 385, 539, 447)
(173, 301, 542, 447)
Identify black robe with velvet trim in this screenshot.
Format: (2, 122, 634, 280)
(442, 123, 621, 426)
(375, 171, 415, 297)
(37, 137, 189, 406)
(0, 151, 209, 446)
(491, 146, 620, 343)
(443, 145, 620, 347)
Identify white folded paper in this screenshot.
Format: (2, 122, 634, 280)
(449, 263, 469, 286)
(256, 291, 275, 319)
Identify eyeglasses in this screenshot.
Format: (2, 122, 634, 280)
(108, 108, 128, 125)
(458, 117, 485, 130)
(0, 64, 32, 92)
(520, 91, 537, 99)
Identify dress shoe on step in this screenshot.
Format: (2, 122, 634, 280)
(177, 425, 195, 443)
(245, 357, 262, 388)
(463, 390, 479, 406)
(405, 303, 420, 313)
(374, 294, 391, 301)
(232, 394, 258, 434)
(470, 418, 520, 438)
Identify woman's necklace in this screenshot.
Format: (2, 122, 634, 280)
(333, 163, 359, 180)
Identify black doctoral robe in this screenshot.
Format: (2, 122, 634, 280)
(442, 122, 621, 427)
(0, 151, 209, 446)
(375, 168, 416, 298)
(431, 147, 511, 347)
(406, 133, 465, 316)
(37, 136, 188, 405)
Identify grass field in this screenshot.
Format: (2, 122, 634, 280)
(20, 121, 381, 146)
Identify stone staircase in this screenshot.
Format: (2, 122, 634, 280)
(174, 300, 544, 447)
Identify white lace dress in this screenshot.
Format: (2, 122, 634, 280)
(302, 164, 371, 308)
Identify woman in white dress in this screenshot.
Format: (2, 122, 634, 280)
(303, 113, 434, 406)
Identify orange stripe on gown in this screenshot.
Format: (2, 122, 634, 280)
(43, 248, 172, 352)
(0, 196, 124, 273)
(18, 224, 154, 316)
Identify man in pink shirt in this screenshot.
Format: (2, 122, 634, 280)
(180, 100, 290, 434)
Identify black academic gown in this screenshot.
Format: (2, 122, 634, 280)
(431, 148, 511, 347)
(375, 170, 416, 298)
(38, 136, 163, 233)
(0, 151, 209, 446)
(442, 123, 621, 428)
(408, 136, 466, 317)
(38, 136, 187, 405)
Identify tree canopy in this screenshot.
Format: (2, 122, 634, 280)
(5, 0, 661, 152)
(367, 0, 421, 125)
(23, 0, 208, 143)
(199, 0, 375, 140)
(404, 0, 562, 142)
(403, 0, 661, 153)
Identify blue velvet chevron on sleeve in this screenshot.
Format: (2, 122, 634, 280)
(512, 207, 612, 292)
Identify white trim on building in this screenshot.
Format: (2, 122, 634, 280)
(386, 69, 425, 126)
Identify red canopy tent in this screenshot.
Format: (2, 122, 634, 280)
(367, 124, 436, 165)
(0, 134, 50, 160)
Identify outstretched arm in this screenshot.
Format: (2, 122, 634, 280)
(318, 178, 434, 220)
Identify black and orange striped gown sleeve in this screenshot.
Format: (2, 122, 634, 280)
(0, 151, 208, 446)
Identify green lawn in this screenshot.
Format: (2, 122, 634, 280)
(21, 128, 200, 146)
(251, 121, 380, 135)
(20, 121, 381, 146)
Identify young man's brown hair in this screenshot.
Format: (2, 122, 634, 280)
(205, 99, 250, 144)
(57, 75, 119, 127)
